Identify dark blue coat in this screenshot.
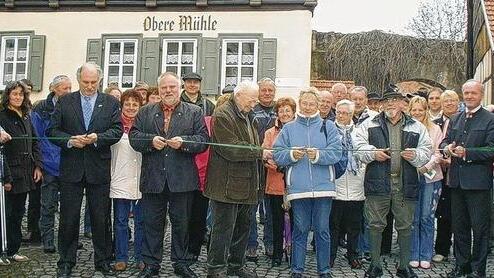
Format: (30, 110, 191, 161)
(129, 102, 209, 193)
(31, 92, 61, 177)
(440, 108, 494, 190)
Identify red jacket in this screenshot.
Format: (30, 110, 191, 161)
(195, 116, 212, 191)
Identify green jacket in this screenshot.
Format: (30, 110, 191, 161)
(204, 97, 262, 205)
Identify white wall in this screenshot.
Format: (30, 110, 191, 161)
(0, 10, 313, 101)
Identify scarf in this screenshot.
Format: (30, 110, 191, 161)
(121, 113, 135, 134)
(336, 122, 359, 175)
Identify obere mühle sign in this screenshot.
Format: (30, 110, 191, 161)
(143, 15, 218, 31)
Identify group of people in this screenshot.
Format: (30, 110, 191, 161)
(0, 61, 492, 278)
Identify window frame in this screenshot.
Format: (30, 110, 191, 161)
(102, 38, 139, 90)
(161, 38, 198, 80)
(0, 35, 31, 89)
(220, 38, 259, 89)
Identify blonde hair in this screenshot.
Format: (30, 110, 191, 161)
(408, 96, 432, 129)
(299, 87, 320, 102)
(441, 89, 459, 102)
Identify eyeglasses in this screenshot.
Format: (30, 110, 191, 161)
(336, 111, 350, 115)
(384, 97, 402, 103)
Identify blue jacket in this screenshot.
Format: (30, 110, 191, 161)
(273, 112, 343, 201)
(31, 92, 61, 177)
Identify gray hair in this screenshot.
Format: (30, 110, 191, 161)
(330, 82, 347, 94)
(50, 75, 70, 90)
(157, 72, 180, 86)
(350, 86, 368, 96)
(336, 99, 355, 113)
(76, 62, 103, 82)
(234, 80, 259, 95)
(258, 77, 276, 89)
(462, 79, 484, 94)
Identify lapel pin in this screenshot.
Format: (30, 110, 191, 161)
(98, 104, 103, 107)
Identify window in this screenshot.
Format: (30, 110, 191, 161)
(162, 39, 198, 80)
(221, 39, 258, 89)
(0, 36, 30, 88)
(103, 39, 138, 89)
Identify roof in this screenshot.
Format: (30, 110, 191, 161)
(0, 0, 317, 10)
(310, 80, 355, 92)
(485, 0, 494, 37)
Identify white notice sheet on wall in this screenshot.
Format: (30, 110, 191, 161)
(275, 78, 304, 88)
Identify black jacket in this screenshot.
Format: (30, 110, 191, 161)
(48, 91, 123, 185)
(129, 102, 209, 193)
(440, 108, 494, 190)
(0, 108, 40, 194)
(354, 112, 432, 200)
(180, 91, 215, 117)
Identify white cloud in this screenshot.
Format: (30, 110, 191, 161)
(312, 0, 422, 34)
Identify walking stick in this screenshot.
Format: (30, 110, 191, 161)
(0, 146, 9, 265)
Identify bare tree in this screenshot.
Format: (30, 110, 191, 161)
(406, 0, 467, 41)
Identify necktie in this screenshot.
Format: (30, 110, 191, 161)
(466, 111, 473, 119)
(82, 96, 92, 130)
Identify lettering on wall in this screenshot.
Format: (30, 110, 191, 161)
(143, 15, 218, 32)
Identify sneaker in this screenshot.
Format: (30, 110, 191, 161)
(10, 254, 29, 262)
(409, 261, 419, 268)
(0, 257, 10, 266)
(432, 254, 445, 263)
(420, 261, 431, 269)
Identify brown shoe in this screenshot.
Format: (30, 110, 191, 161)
(114, 262, 127, 271)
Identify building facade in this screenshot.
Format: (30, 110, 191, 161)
(0, 0, 317, 100)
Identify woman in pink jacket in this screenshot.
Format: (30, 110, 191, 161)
(408, 96, 444, 269)
(262, 97, 296, 267)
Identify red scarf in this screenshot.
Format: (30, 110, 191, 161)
(121, 113, 135, 134)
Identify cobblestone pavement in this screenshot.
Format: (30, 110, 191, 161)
(1, 203, 494, 278)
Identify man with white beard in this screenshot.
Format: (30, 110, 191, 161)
(354, 85, 432, 278)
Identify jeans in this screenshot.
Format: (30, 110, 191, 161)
(291, 197, 332, 274)
(248, 197, 273, 251)
(358, 216, 370, 255)
(411, 179, 442, 262)
(39, 173, 61, 246)
(113, 199, 143, 263)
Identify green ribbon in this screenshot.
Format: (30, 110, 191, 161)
(6, 136, 494, 153)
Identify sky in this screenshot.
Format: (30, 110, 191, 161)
(312, 0, 422, 35)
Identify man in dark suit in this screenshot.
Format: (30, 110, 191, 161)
(48, 62, 122, 277)
(129, 72, 209, 278)
(441, 80, 494, 278)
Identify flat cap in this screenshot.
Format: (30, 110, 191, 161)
(222, 85, 235, 94)
(182, 72, 202, 81)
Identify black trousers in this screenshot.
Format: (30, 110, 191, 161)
(188, 190, 209, 258)
(381, 210, 394, 254)
(141, 186, 194, 270)
(207, 200, 253, 275)
(435, 217, 453, 257)
(451, 188, 491, 275)
(27, 184, 41, 237)
(1, 192, 27, 256)
(267, 194, 284, 261)
(57, 181, 112, 268)
(435, 186, 453, 257)
(330, 200, 364, 262)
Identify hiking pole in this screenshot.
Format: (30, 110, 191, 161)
(0, 146, 9, 265)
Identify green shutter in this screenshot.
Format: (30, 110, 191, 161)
(200, 37, 219, 95)
(28, 35, 46, 91)
(86, 39, 102, 65)
(139, 37, 160, 86)
(259, 38, 277, 81)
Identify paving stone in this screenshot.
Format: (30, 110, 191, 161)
(0, 199, 493, 277)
